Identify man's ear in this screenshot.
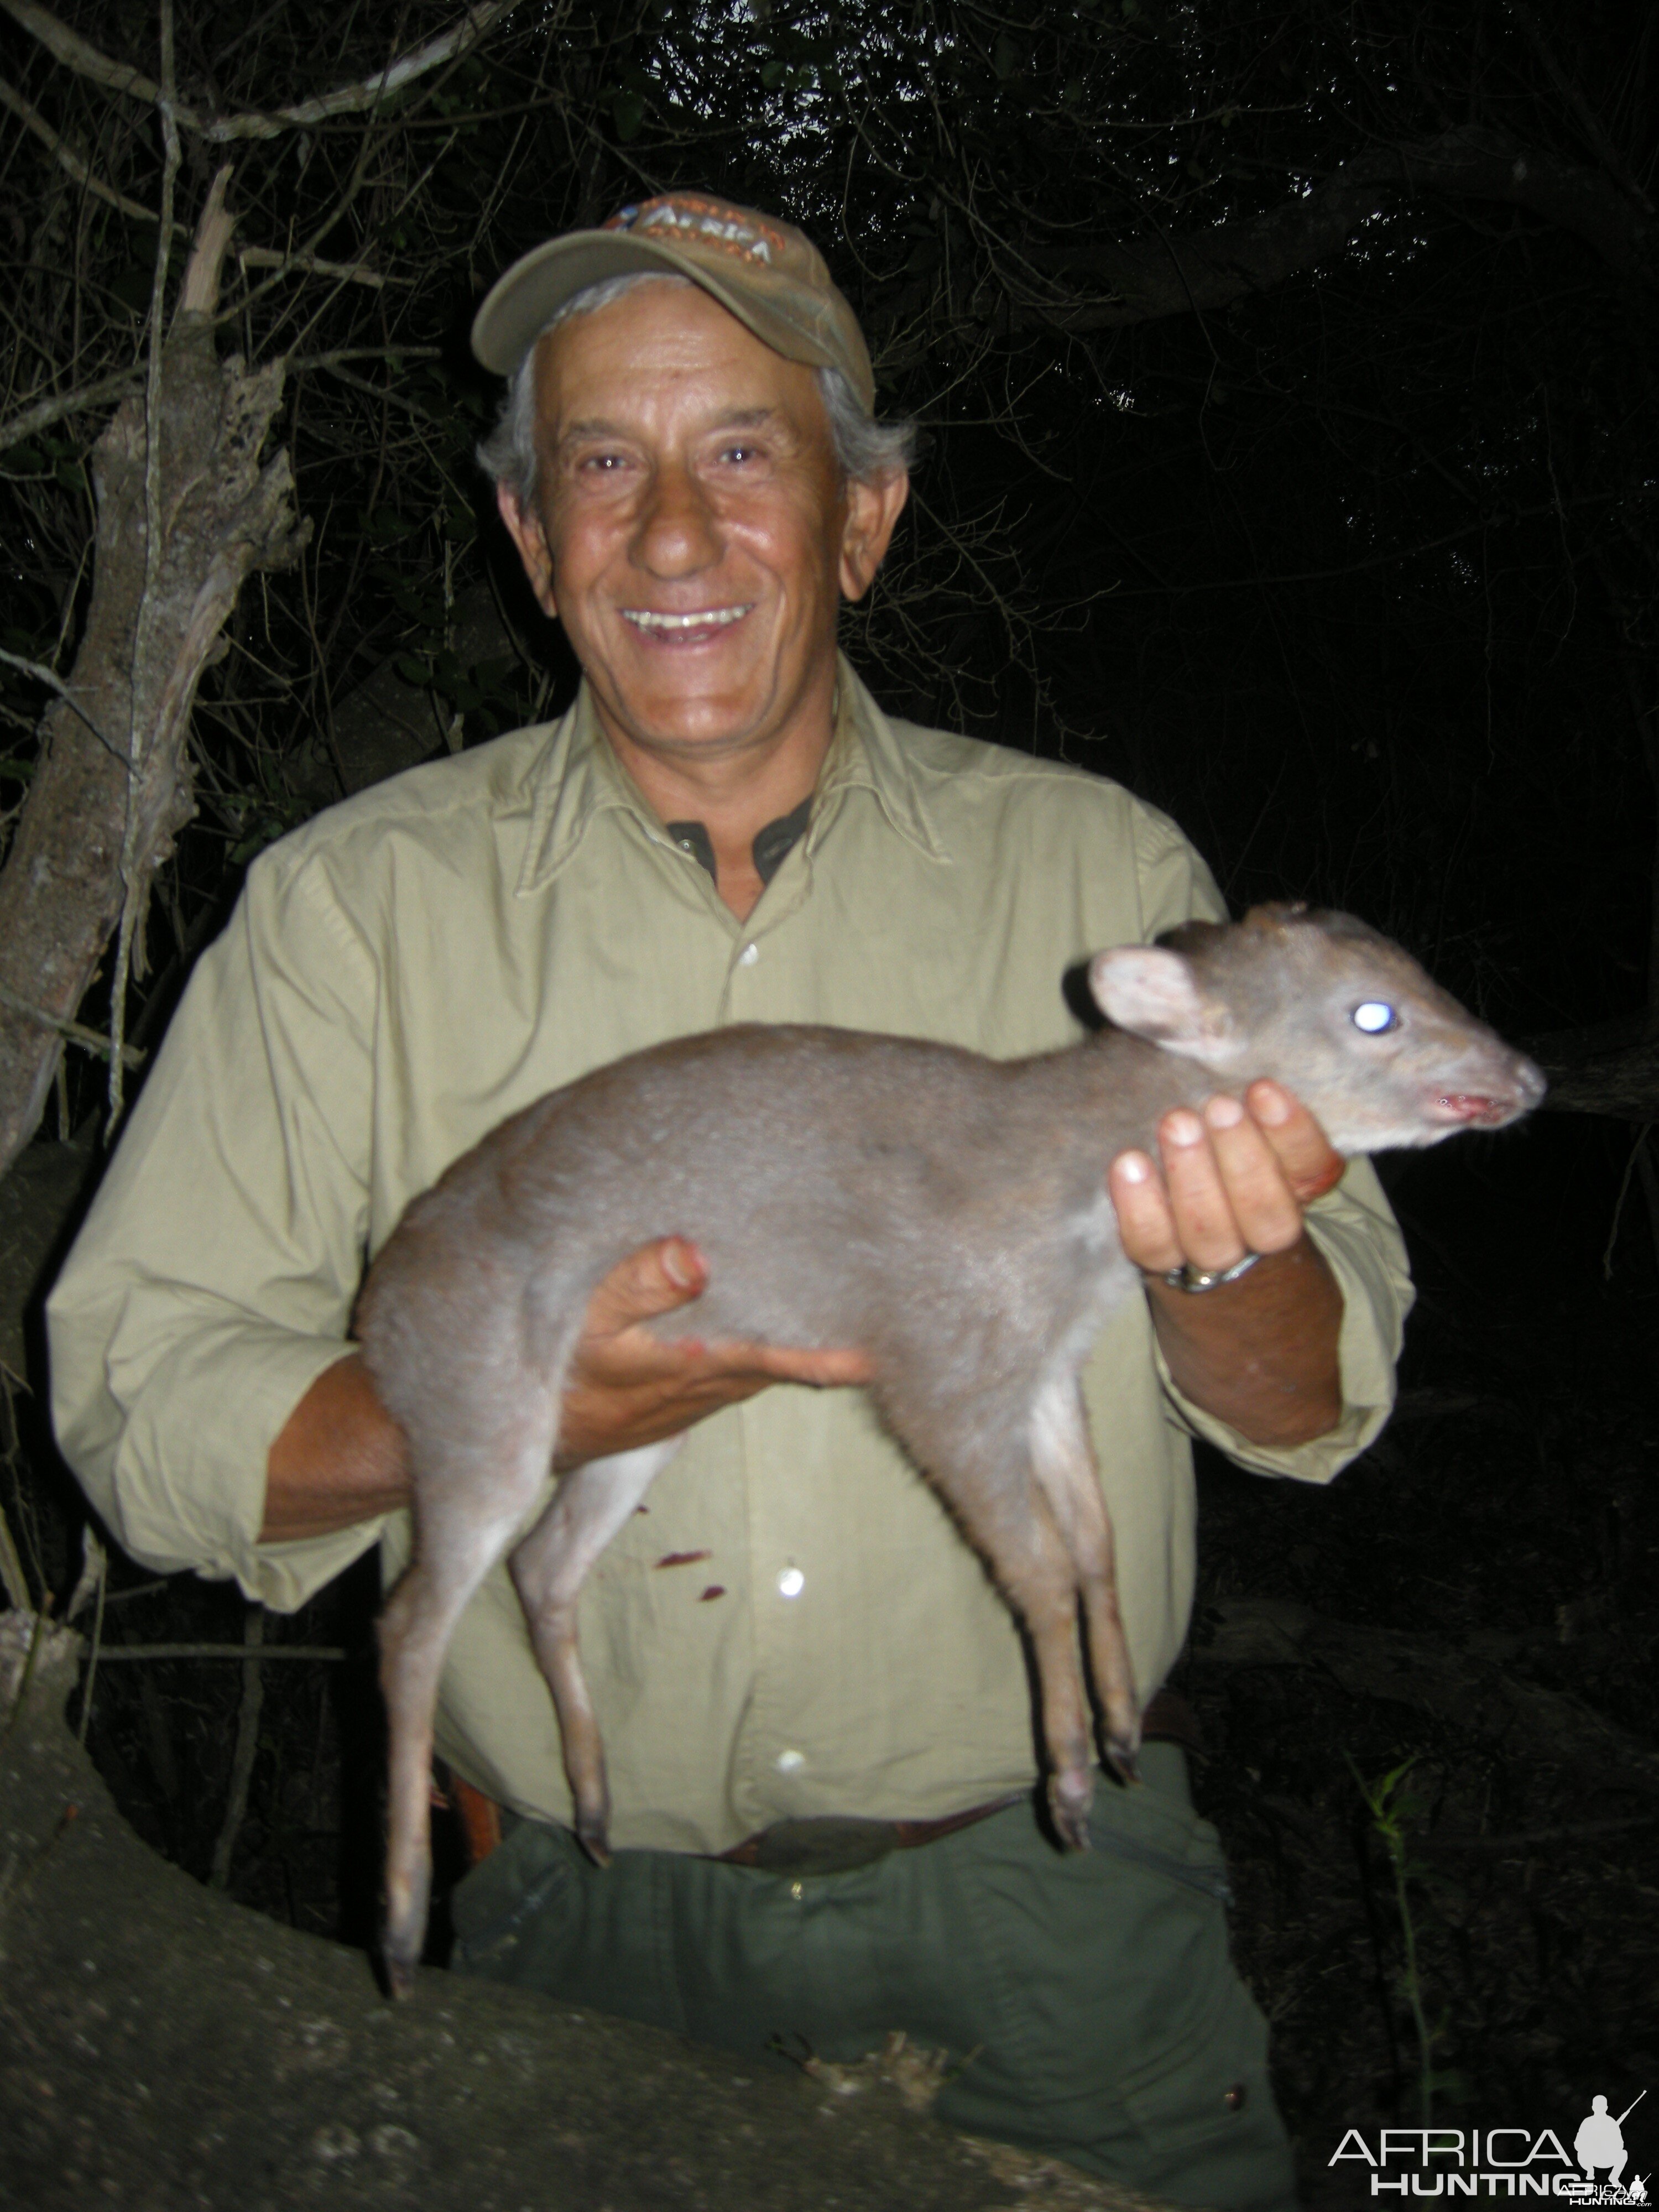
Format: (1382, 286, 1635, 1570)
(497, 483, 558, 618)
(838, 468, 910, 602)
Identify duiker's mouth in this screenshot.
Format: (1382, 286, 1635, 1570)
(1424, 1084, 1539, 1128)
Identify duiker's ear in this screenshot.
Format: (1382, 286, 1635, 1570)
(1088, 947, 1232, 1052)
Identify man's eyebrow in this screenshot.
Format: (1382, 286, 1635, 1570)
(556, 406, 785, 448)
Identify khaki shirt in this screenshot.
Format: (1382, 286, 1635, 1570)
(49, 664, 1411, 1854)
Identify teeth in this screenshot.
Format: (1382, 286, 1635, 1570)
(623, 606, 751, 631)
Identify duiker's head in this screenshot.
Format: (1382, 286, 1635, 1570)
(1087, 904, 1545, 1154)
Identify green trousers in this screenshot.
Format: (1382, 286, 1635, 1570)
(450, 1746, 1295, 2211)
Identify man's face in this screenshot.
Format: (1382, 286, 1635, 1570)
(498, 281, 905, 771)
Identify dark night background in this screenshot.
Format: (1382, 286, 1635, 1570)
(1, 2, 1655, 2197)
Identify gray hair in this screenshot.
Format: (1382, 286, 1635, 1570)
(477, 269, 916, 505)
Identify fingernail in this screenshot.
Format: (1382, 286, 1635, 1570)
(1116, 1151, 1151, 1185)
(1205, 1094, 1244, 1130)
(1252, 1081, 1291, 1124)
(1164, 1110, 1203, 1147)
(662, 1239, 701, 1289)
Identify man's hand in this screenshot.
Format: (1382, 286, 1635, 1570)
(262, 1237, 872, 1542)
(1107, 1078, 1347, 1448)
(554, 1235, 873, 1470)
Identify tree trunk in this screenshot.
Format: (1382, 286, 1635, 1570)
(0, 1620, 1157, 2212)
(0, 181, 307, 1176)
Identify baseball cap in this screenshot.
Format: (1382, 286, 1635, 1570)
(469, 191, 875, 411)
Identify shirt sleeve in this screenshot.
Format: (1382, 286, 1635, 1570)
(47, 844, 386, 1611)
(1128, 796, 1415, 1483)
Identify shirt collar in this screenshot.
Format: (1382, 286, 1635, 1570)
(517, 683, 656, 894)
(815, 658, 948, 865)
(516, 654, 947, 895)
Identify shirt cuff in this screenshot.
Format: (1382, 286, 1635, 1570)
(1154, 1166, 1411, 1485)
(111, 1327, 388, 1611)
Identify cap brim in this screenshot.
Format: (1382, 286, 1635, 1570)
(470, 231, 844, 384)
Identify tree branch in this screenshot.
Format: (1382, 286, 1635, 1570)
(0, 370, 144, 456)
(1, 0, 528, 143)
(0, 982, 144, 1069)
(1021, 126, 1655, 332)
(236, 247, 393, 289)
(0, 72, 183, 227)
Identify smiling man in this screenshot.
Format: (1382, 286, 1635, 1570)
(49, 194, 1412, 2211)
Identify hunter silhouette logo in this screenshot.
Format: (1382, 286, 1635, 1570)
(1575, 2095, 1647, 2203)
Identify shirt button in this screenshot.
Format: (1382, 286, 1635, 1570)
(738, 942, 759, 967)
(775, 1749, 806, 1773)
(777, 1567, 805, 1598)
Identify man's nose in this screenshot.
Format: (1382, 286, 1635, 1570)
(632, 461, 719, 576)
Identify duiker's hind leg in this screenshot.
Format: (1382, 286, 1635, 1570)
(890, 1404, 1098, 1849)
(1028, 1374, 1140, 1779)
(379, 1415, 556, 1998)
(509, 1438, 682, 1866)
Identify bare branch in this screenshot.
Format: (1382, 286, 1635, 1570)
(0, 644, 125, 758)
(1, 0, 162, 108)
(0, 982, 144, 1068)
(237, 247, 394, 290)
(0, 72, 181, 227)
(1, 0, 529, 144)
(204, 0, 530, 141)
(0, 370, 144, 456)
(1021, 126, 1656, 332)
(176, 165, 235, 320)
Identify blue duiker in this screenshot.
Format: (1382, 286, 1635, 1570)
(357, 903, 1545, 1996)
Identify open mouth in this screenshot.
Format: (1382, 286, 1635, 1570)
(1426, 1093, 1517, 1127)
(620, 605, 754, 637)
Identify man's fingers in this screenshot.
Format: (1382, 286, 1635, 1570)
(730, 1342, 875, 1388)
(582, 1236, 708, 1335)
(1198, 1095, 1303, 1255)
(1156, 1107, 1256, 1270)
(1108, 1149, 1187, 1275)
(1245, 1081, 1345, 1203)
(1109, 1085, 1344, 1281)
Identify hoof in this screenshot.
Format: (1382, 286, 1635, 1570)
(383, 1932, 419, 2001)
(1105, 1736, 1141, 1787)
(576, 1819, 613, 1870)
(1048, 1767, 1094, 1852)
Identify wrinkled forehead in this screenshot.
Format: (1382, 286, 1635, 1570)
(526, 281, 834, 451)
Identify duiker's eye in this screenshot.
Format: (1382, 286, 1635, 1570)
(1352, 1001, 1398, 1034)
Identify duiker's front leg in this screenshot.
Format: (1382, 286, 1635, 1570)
(509, 1438, 683, 1865)
(379, 1410, 558, 1997)
(1027, 1373, 1140, 1778)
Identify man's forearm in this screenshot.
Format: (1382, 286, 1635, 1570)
(262, 1352, 409, 1542)
(1146, 1234, 1344, 1447)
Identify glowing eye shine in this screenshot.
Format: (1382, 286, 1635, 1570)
(1352, 1001, 1397, 1034)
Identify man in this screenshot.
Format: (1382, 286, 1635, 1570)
(50, 193, 1410, 2209)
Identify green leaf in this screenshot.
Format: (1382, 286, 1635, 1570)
(395, 655, 433, 686)
(761, 59, 785, 88)
(612, 88, 646, 141)
(993, 34, 1018, 79)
